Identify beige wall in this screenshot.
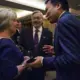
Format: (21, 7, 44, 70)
(43, 19, 56, 32)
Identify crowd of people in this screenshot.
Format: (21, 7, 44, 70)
(0, 0, 80, 80)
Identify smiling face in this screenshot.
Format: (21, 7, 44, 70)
(31, 11, 43, 29)
(0, 8, 18, 36)
(45, 1, 60, 23)
(8, 19, 18, 36)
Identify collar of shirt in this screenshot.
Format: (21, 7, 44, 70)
(33, 26, 42, 33)
(17, 29, 20, 33)
(58, 11, 66, 19)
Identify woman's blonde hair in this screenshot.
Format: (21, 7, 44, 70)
(0, 8, 17, 31)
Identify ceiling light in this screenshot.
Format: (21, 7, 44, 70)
(16, 10, 33, 18)
(6, 0, 46, 10)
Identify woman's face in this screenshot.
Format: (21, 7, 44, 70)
(9, 19, 18, 36)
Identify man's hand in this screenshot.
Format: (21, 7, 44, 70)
(24, 56, 30, 60)
(17, 56, 30, 73)
(43, 45, 54, 54)
(27, 56, 43, 68)
(22, 56, 30, 67)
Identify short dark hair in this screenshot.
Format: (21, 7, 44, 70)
(45, 0, 69, 11)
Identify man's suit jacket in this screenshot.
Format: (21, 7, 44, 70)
(20, 27, 53, 57)
(43, 12, 80, 80)
(19, 27, 53, 80)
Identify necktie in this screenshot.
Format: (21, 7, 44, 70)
(34, 29, 39, 44)
(34, 29, 39, 56)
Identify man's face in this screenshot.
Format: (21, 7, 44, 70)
(45, 1, 59, 23)
(31, 12, 43, 28)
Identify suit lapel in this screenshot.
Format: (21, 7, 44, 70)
(54, 25, 59, 55)
(27, 27, 34, 48)
(54, 11, 70, 55)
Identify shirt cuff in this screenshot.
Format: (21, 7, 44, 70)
(41, 57, 44, 66)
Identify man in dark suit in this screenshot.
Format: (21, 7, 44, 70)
(20, 11, 53, 80)
(27, 0, 80, 80)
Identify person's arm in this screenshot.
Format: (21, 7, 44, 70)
(0, 40, 28, 79)
(17, 56, 30, 73)
(0, 57, 28, 80)
(0, 58, 18, 80)
(43, 20, 80, 70)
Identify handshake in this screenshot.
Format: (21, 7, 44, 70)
(17, 45, 54, 74)
(21, 45, 54, 69)
(22, 56, 43, 68)
(17, 56, 43, 75)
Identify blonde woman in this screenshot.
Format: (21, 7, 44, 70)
(0, 8, 29, 80)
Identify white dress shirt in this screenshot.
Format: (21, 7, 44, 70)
(33, 26, 42, 42)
